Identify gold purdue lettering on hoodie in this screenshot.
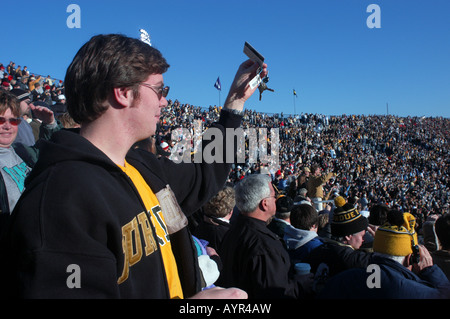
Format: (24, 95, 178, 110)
(117, 161, 183, 299)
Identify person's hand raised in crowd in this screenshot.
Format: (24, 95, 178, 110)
(367, 224, 378, 237)
(411, 245, 434, 275)
(224, 59, 268, 111)
(30, 103, 55, 125)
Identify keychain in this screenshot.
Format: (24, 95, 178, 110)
(249, 67, 264, 90)
(258, 75, 274, 101)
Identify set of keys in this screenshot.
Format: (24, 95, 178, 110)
(258, 75, 274, 101)
(250, 68, 274, 101)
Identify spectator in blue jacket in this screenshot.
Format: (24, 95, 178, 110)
(284, 204, 324, 265)
(319, 210, 450, 299)
(302, 203, 372, 277)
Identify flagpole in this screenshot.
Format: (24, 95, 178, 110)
(293, 89, 296, 115)
(214, 76, 221, 107)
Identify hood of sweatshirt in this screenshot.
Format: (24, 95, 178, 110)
(283, 224, 318, 250)
(25, 129, 123, 186)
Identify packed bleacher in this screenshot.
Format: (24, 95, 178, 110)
(1, 61, 67, 116)
(156, 98, 449, 222)
(3, 59, 448, 217)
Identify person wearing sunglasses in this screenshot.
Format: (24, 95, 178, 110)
(0, 90, 58, 223)
(9, 88, 46, 147)
(1, 34, 267, 300)
(217, 174, 314, 299)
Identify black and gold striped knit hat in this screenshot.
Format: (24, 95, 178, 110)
(331, 203, 368, 237)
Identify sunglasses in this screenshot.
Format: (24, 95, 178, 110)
(140, 83, 170, 100)
(0, 117, 22, 126)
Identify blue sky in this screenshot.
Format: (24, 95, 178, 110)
(2, 0, 449, 118)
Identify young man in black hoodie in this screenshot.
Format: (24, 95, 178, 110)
(1, 34, 267, 299)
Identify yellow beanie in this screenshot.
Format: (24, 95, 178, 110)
(373, 211, 418, 256)
(403, 212, 418, 244)
(334, 196, 346, 208)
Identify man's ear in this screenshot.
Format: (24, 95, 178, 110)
(259, 198, 270, 212)
(112, 86, 133, 108)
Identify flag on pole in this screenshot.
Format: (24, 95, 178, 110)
(293, 89, 298, 97)
(214, 77, 221, 91)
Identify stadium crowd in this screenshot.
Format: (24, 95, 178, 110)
(3, 59, 448, 222)
(157, 98, 449, 219)
(1, 56, 449, 299)
(1, 61, 67, 118)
